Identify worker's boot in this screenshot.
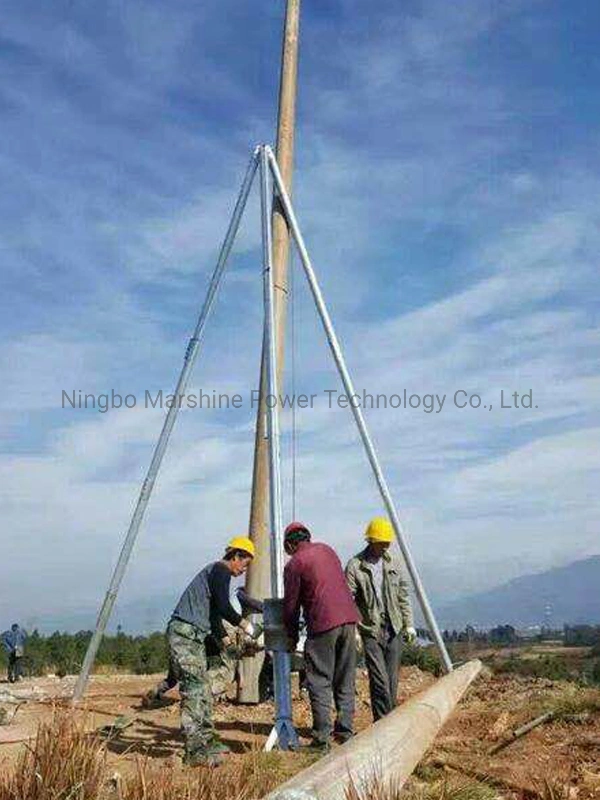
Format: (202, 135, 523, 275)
(303, 737, 331, 754)
(184, 737, 230, 768)
(333, 725, 355, 745)
(141, 688, 165, 709)
(206, 735, 231, 755)
(183, 749, 225, 768)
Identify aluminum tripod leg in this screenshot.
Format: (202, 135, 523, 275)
(72, 149, 260, 702)
(266, 146, 453, 674)
(259, 146, 298, 750)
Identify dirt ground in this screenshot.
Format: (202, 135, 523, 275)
(1, 668, 599, 798)
(0, 667, 433, 764)
(416, 673, 600, 798)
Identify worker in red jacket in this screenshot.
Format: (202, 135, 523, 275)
(283, 521, 360, 751)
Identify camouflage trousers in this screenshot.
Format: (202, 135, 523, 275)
(207, 645, 236, 699)
(156, 639, 235, 701)
(167, 618, 220, 756)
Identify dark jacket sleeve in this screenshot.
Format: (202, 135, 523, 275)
(236, 587, 264, 614)
(209, 563, 242, 627)
(283, 559, 301, 643)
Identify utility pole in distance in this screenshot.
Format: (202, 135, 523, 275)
(238, 0, 301, 703)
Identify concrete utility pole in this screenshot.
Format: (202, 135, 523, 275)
(263, 661, 482, 800)
(238, 0, 301, 703)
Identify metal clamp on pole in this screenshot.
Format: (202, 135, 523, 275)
(264, 598, 288, 652)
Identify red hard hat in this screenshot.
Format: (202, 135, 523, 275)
(284, 521, 310, 540)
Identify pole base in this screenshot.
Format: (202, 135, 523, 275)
(264, 718, 299, 752)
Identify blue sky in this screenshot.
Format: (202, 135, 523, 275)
(1, 0, 599, 631)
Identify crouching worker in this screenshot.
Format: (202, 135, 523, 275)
(345, 518, 416, 722)
(283, 522, 360, 751)
(168, 537, 262, 767)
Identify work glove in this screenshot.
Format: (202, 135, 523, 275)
(239, 618, 264, 641)
(404, 626, 417, 644)
(241, 633, 265, 657)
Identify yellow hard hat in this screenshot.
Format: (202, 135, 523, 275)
(365, 517, 394, 544)
(226, 536, 256, 558)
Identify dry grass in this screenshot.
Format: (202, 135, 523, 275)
(406, 782, 497, 800)
(0, 709, 499, 800)
(0, 709, 106, 800)
(498, 680, 600, 727)
(116, 750, 294, 800)
(546, 685, 600, 718)
(345, 771, 497, 800)
(3, 676, 596, 800)
(0, 710, 308, 800)
(535, 768, 578, 800)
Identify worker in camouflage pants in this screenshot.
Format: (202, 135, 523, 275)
(206, 643, 236, 699)
(168, 618, 216, 755)
(144, 627, 242, 708)
(167, 537, 262, 767)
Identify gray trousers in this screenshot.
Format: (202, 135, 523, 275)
(362, 627, 402, 721)
(304, 623, 356, 743)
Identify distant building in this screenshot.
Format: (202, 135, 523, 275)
(517, 625, 542, 640)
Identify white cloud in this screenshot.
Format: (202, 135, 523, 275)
(1, 0, 599, 627)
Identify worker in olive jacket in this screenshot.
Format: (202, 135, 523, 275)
(345, 518, 416, 721)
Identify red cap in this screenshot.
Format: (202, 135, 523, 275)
(284, 521, 310, 539)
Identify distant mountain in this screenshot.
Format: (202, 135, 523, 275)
(438, 556, 600, 630)
(21, 556, 600, 635)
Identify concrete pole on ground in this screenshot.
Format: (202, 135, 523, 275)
(262, 660, 483, 800)
(238, 0, 301, 704)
